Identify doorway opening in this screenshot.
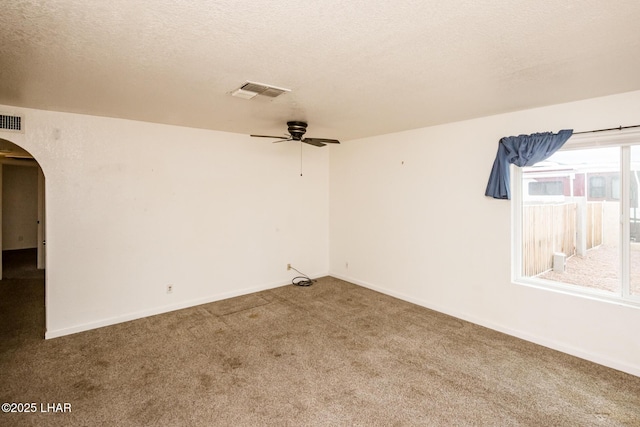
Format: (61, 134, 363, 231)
(0, 137, 46, 339)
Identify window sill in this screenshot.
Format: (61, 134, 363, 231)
(513, 276, 640, 309)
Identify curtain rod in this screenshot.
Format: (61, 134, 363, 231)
(573, 124, 640, 135)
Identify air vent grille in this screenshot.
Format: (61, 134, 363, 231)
(260, 87, 288, 98)
(231, 81, 290, 99)
(0, 114, 23, 132)
(241, 82, 271, 93)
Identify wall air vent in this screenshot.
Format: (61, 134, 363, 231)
(0, 114, 23, 133)
(231, 81, 291, 100)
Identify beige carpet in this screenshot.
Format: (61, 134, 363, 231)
(1, 252, 639, 426)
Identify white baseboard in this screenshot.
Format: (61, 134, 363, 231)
(45, 273, 325, 339)
(330, 272, 640, 378)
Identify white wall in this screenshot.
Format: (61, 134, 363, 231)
(0, 105, 329, 338)
(3, 91, 639, 377)
(2, 164, 39, 250)
(329, 90, 640, 377)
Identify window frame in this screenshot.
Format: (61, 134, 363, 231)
(512, 128, 640, 308)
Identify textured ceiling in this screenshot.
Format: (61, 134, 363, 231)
(1, 0, 639, 141)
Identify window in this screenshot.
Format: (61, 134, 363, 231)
(528, 180, 564, 196)
(588, 176, 606, 198)
(611, 176, 620, 200)
(513, 130, 640, 307)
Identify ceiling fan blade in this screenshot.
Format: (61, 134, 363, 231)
(250, 134, 289, 139)
(303, 137, 340, 146)
(272, 138, 292, 143)
(302, 139, 327, 147)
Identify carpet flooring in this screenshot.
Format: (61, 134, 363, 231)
(1, 250, 639, 426)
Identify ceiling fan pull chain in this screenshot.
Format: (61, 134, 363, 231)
(300, 140, 303, 176)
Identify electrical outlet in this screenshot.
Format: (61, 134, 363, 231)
(166, 284, 173, 294)
(287, 263, 292, 271)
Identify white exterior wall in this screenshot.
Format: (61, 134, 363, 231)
(329, 90, 640, 377)
(0, 106, 329, 338)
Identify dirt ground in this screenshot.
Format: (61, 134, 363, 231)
(540, 245, 640, 295)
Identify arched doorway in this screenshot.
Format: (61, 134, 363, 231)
(0, 137, 46, 336)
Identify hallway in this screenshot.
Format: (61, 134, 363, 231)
(0, 248, 45, 341)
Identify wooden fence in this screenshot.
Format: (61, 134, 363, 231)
(522, 202, 603, 276)
(587, 202, 603, 248)
(523, 203, 576, 277)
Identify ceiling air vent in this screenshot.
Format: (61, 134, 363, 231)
(0, 114, 23, 133)
(231, 81, 290, 100)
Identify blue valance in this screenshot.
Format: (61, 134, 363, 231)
(485, 129, 573, 200)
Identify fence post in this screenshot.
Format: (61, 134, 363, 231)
(575, 196, 587, 256)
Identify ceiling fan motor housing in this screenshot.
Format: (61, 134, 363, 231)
(287, 121, 308, 140)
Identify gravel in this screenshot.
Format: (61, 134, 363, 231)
(539, 244, 640, 295)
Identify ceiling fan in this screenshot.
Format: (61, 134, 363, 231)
(251, 121, 340, 147)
